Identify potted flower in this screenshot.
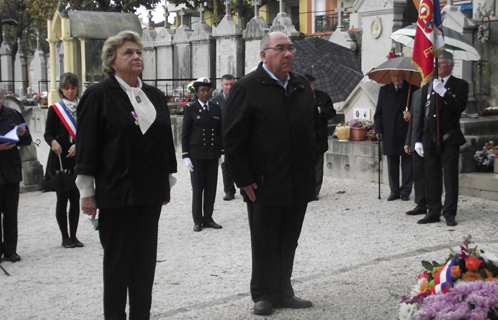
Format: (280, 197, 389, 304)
(366, 129, 376, 142)
(335, 123, 350, 141)
(346, 119, 373, 141)
(473, 140, 498, 173)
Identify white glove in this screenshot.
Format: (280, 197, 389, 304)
(183, 157, 194, 172)
(218, 154, 225, 165)
(414, 142, 424, 157)
(433, 79, 447, 97)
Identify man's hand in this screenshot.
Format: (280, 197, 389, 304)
(415, 142, 424, 157)
(0, 142, 15, 151)
(376, 133, 382, 140)
(243, 183, 258, 202)
(433, 79, 447, 97)
(183, 157, 194, 172)
(17, 127, 26, 137)
(404, 145, 411, 155)
(81, 196, 97, 220)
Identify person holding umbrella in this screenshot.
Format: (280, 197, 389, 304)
(374, 68, 418, 201)
(43, 72, 83, 249)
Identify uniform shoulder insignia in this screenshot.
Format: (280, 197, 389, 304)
(186, 103, 190, 107)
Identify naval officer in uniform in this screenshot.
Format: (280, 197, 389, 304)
(182, 77, 224, 232)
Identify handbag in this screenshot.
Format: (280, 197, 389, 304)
(41, 153, 77, 192)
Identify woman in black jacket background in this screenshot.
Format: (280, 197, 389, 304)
(43, 72, 83, 248)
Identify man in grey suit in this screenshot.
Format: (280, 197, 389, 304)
(404, 87, 427, 216)
(212, 74, 236, 201)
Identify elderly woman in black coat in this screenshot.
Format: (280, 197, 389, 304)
(75, 30, 177, 320)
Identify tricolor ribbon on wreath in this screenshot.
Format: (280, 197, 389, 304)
(430, 254, 460, 294)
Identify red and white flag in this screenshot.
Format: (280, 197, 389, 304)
(412, 0, 445, 84)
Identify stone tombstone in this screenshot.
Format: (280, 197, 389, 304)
(31, 34, 48, 93)
(268, 0, 301, 38)
(329, 1, 358, 51)
(190, 3, 216, 80)
(212, 0, 243, 86)
(353, 0, 405, 75)
(155, 7, 175, 95)
(242, 0, 268, 74)
(173, 9, 193, 86)
(142, 11, 157, 86)
(0, 33, 13, 92)
(14, 38, 28, 97)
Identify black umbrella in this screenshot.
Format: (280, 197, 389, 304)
(41, 153, 76, 192)
(292, 37, 363, 103)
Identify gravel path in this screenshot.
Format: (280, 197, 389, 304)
(1, 131, 497, 320)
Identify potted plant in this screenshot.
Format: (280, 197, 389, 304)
(346, 119, 373, 141)
(366, 129, 376, 141)
(335, 123, 350, 141)
(473, 140, 498, 173)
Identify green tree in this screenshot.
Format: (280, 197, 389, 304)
(0, 0, 161, 58)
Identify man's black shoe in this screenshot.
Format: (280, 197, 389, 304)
(387, 194, 400, 201)
(4, 253, 21, 262)
(406, 208, 427, 216)
(253, 301, 273, 315)
(204, 221, 222, 229)
(401, 196, 410, 201)
(446, 217, 458, 226)
(223, 193, 234, 201)
(417, 213, 440, 224)
(193, 224, 202, 232)
(273, 296, 313, 309)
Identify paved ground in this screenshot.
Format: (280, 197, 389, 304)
(1, 131, 497, 320)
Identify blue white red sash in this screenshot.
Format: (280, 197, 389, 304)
(52, 101, 77, 141)
(430, 254, 459, 294)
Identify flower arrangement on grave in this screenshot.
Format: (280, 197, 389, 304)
(34, 92, 48, 105)
(346, 119, 373, 130)
(366, 129, 376, 141)
(473, 140, 498, 171)
(478, 25, 489, 43)
(387, 48, 400, 60)
(21, 96, 29, 105)
(396, 235, 498, 320)
(171, 81, 196, 115)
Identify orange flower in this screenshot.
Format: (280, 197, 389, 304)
(418, 270, 429, 280)
(450, 266, 461, 278)
(483, 269, 498, 281)
(465, 257, 483, 271)
(418, 280, 429, 294)
(461, 271, 483, 282)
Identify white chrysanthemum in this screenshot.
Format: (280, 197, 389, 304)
(482, 251, 498, 267)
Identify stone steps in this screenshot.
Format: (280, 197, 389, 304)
(459, 172, 498, 201)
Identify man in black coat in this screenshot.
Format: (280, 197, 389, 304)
(304, 74, 336, 200)
(404, 87, 428, 216)
(223, 32, 316, 316)
(374, 70, 418, 201)
(0, 88, 32, 262)
(413, 51, 468, 227)
(211, 74, 236, 201)
(182, 77, 224, 232)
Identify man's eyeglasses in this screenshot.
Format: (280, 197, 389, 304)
(263, 46, 296, 53)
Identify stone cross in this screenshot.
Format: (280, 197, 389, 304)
(178, 8, 185, 26)
(252, 0, 261, 17)
(198, 2, 205, 22)
(36, 30, 41, 50)
(224, 0, 231, 17)
(277, 0, 284, 14)
(163, 6, 169, 28)
(147, 10, 154, 28)
(335, 1, 345, 32)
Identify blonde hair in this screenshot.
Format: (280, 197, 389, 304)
(101, 30, 143, 76)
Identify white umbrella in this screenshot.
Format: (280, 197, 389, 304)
(390, 24, 480, 61)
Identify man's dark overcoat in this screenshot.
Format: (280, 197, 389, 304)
(223, 62, 317, 205)
(374, 80, 418, 155)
